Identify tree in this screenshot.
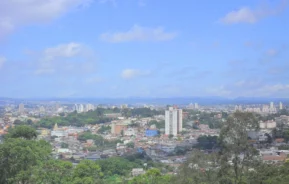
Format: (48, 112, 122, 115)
(96, 157, 142, 177)
(283, 130, 289, 142)
(6, 125, 37, 140)
(127, 142, 135, 148)
(265, 133, 273, 144)
(27, 119, 33, 125)
(218, 111, 260, 184)
(121, 108, 131, 118)
(97, 125, 111, 134)
(169, 134, 174, 139)
(14, 119, 24, 125)
(196, 135, 218, 150)
(61, 142, 69, 148)
(30, 160, 73, 184)
(0, 138, 51, 184)
(129, 168, 171, 184)
(73, 160, 103, 183)
(148, 120, 165, 129)
(172, 150, 218, 184)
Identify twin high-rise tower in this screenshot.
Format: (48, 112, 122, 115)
(165, 107, 183, 136)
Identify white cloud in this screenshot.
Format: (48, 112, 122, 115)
(214, 81, 289, 97)
(206, 86, 232, 96)
(248, 84, 289, 97)
(0, 0, 93, 38)
(121, 69, 140, 79)
(34, 42, 94, 75)
(0, 56, 6, 69)
(234, 79, 263, 88)
(100, 25, 177, 43)
(220, 7, 258, 24)
(259, 84, 289, 93)
(121, 68, 150, 79)
(219, 1, 288, 24)
(43, 42, 83, 61)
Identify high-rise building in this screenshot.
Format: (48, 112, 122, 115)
(165, 107, 183, 136)
(39, 106, 45, 113)
(194, 103, 199, 109)
(55, 103, 60, 111)
(85, 104, 95, 112)
(79, 104, 84, 113)
(270, 102, 274, 109)
(74, 104, 78, 112)
(187, 103, 194, 109)
(280, 102, 283, 110)
(235, 105, 243, 111)
(73, 104, 84, 113)
(269, 102, 276, 113)
(121, 104, 128, 109)
(18, 103, 24, 113)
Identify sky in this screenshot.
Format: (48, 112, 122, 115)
(0, 0, 289, 98)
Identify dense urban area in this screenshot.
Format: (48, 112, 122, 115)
(1, 100, 289, 183)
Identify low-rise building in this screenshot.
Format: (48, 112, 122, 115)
(131, 168, 145, 177)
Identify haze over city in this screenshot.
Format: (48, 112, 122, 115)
(1, 0, 289, 98)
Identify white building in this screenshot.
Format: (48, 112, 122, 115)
(259, 120, 276, 129)
(194, 103, 199, 109)
(39, 106, 45, 113)
(270, 102, 274, 109)
(280, 102, 283, 110)
(235, 105, 243, 111)
(85, 104, 95, 112)
(269, 102, 276, 113)
(165, 107, 183, 136)
(19, 103, 24, 113)
(51, 130, 68, 137)
(124, 128, 136, 136)
(121, 104, 128, 109)
(131, 168, 145, 177)
(74, 104, 85, 113)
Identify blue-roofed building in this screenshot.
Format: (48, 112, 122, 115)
(145, 129, 158, 137)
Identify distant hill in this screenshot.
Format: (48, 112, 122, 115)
(1, 96, 289, 105)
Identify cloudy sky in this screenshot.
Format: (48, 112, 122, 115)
(0, 0, 288, 98)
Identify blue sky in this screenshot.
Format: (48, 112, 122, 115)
(0, 0, 289, 98)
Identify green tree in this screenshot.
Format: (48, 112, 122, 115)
(196, 135, 218, 150)
(6, 125, 37, 140)
(72, 160, 103, 183)
(218, 111, 260, 184)
(283, 130, 289, 142)
(26, 119, 33, 125)
(172, 150, 218, 184)
(97, 125, 111, 134)
(0, 138, 51, 184)
(129, 168, 171, 184)
(61, 142, 69, 148)
(121, 108, 131, 118)
(96, 157, 142, 176)
(127, 142, 135, 148)
(30, 160, 73, 184)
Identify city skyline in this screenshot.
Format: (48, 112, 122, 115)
(0, 0, 289, 98)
